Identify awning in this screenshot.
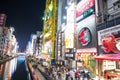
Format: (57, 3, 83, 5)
(95, 54, 120, 61)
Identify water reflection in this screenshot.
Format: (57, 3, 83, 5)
(3, 57, 17, 80)
(11, 56, 30, 80)
(1, 55, 30, 80)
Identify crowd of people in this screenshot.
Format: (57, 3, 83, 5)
(45, 65, 73, 80)
(27, 56, 93, 80)
(44, 65, 92, 80)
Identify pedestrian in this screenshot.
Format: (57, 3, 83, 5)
(53, 70, 57, 80)
(66, 68, 70, 80)
(49, 66, 53, 77)
(62, 67, 66, 80)
(69, 69, 75, 80)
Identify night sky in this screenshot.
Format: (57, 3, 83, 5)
(0, 0, 46, 51)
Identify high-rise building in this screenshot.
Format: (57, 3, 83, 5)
(0, 13, 6, 56)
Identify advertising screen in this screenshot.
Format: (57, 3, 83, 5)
(65, 3, 75, 48)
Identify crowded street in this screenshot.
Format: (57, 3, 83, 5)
(27, 56, 95, 80)
(0, 0, 120, 80)
(0, 55, 95, 80)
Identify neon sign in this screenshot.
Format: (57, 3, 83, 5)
(76, 8, 94, 22)
(76, 0, 94, 17)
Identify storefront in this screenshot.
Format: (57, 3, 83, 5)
(75, 48, 96, 75)
(95, 54, 120, 79)
(75, 0, 97, 76)
(95, 24, 120, 79)
(65, 52, 76, 69)
(37, 54, 50, 66)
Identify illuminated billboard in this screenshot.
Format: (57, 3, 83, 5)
(78, 27, 92, 46)
(76, 14, 96, 48)
(65, 3, 75, 48)
(43, 40, 52, 54)
(0, 14, 6, 27)
(76, 0, 94, 17)
(66, 3, 75, 34)
(98, 24, 120, 54)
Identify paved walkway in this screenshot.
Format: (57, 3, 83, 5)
(28, 61, 52, 80)
(34, 68, 46, 80)
(37, 65, 53, 80)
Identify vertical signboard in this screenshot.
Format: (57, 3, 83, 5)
(65, 3, 75, 48)
(0, 14, 6, 27)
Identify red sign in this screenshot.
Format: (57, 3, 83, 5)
(101, 34, 120, 53)
(76, 0, 94, 17)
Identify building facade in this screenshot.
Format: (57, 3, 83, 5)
(95, 0, 120, 79)
(0, 13, 6, 57)
(42, 0, 57, 64)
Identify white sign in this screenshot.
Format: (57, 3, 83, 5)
(66, 53, 73, 57)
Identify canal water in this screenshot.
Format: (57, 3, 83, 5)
(11, 56, 31, 80)
(0, 55, 32, 80)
